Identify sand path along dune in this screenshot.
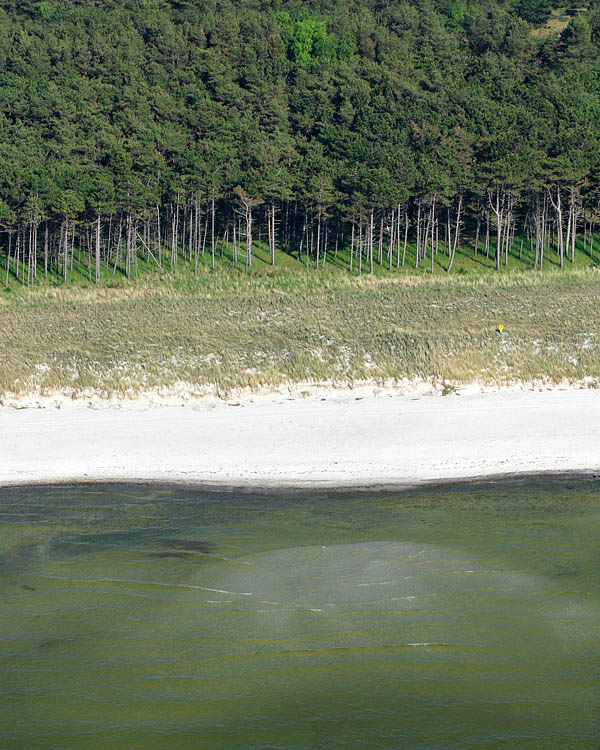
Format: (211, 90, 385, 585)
(1, 387, 599, 488)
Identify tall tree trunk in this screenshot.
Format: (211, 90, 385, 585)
(95, 213, 101, 283)
(316, 207, 321, 270)
(245, 204, 252, 273)
(474, 199, 480, 257)
(540, 194, 547, 271)
(271, 202, 276, 266)
(488, 189, 503, 271)
(211, 194, 216, 269)
(432, 201, 437, 272)
(446, 194, 463, 273)
(415, 202, 421, 269)
(547, 187, 564, 268)
(4, 231, 12, 288)
(388, 210, 395, 271)
(369, 209, 374, 275)
(349, 216, 355, 273)
(358, 216, 362, 276)
(571, 189, 577, 263)
(401, 210, 408, 267)
(63, 219, 69, 283)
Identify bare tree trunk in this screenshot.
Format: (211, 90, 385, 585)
(349, 217, 355, 273)
(358, 216, 362, 276)
(211, 194, 216, 269)
(232, 220, 237, 266)
(487, 190, 503, 271)
(126, 213, 132, 278)
(415, 202, 421, 269)
(4, 231, 11, 288)
(540, 194, 547, 271)
(26, 223, 32, 287)
(569, 188, 577, 263)
(571, 206, 576, 263)
(63, 219, 69, 283)
(446, 194, 463, 273)
(401, 210, 408, 267)
(388, 210, 395, 271)
(15, 228, 20, 282)
(369, 209, 374, 275)
(565, 199, 572, 264)
(547, 187, 564, 268)
(474, 199, 480, 257)
(316, 207, 321, 270)
(95, 213, 101, 283)
(245, 204, 252, 273)
(422, 205, 431, 273)
(32, 221, 37, 280)
(298, 210, 306, 263)
(271, 202, 276, 265)
(430, 201, 435, 273)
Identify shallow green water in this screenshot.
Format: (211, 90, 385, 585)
(1, 479, 599, 749)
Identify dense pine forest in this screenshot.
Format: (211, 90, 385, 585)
(2, 0, 600, 286)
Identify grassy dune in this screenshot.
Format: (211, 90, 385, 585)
(1, 245, 599, 398)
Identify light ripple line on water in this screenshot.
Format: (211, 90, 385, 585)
(358, 576, 416, 586)
(254, 607, 327, 613)
(36, 574, 253, 596)
(210, 642, 469, 661)
(358, 581, 393, 587)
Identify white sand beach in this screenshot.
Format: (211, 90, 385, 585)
(1, 385, 599, 488)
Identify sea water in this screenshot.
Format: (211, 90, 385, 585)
(1, 479, 599, 749)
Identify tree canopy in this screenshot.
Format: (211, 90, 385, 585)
(1, 0, 600, 281)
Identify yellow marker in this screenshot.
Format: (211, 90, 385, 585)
(498, 324, 504, 333)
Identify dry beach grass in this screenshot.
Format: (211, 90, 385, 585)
(1, 265, 599, 401)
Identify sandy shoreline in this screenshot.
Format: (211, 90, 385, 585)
(1, 385, 599, 488)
